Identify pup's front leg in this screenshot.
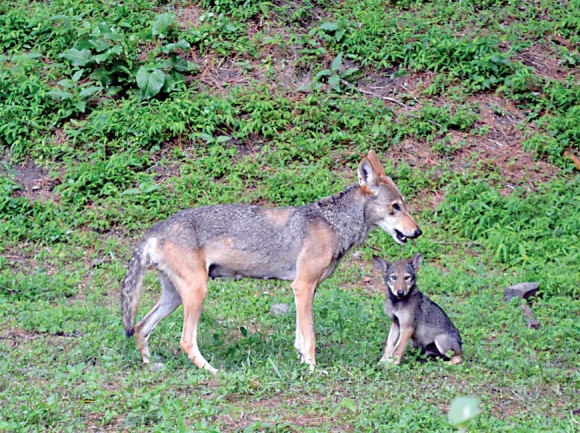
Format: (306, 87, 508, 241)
(391, 326, 414, 365)
(380, 322, 400, 363)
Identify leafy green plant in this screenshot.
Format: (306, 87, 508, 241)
(436, 177, 580, 296)
(395, 104, 479, 141)
(60, 20, 134, 90)
(58, 151, 150, 206)
(199, 0, 269, 19)
(0, 53, 55, 159)
(136, 39, 197, 100)
(317, 19, 353, 43)
(0, 174, 69, 243)
(312, 52, 359, 92)
(134, 13, 199, 99)
(60, 14, 197, 100)
(46, 69, 102, 118)
(185, 12, 251, 56)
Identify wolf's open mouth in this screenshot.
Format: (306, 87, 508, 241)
(395, 229, 407, 243)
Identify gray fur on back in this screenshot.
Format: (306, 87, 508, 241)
(143, 185, 374, 281)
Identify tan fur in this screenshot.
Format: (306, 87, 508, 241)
(382, 322, 399, 361)
(261, 207, 296, 226)
(366, 150, 386, 177)
(203, 240, 259, 273)
(390, 326, 415, 364)
(292, 223, 337, 364)
(449, 355, 462, 365)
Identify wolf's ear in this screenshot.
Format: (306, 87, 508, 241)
(358, 158, 380, 195)
(409, 253, 422, 272)
(366, 150, 386, 177)
(373, 255, 389, 273)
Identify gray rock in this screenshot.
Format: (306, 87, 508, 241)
(504, 282, 539, 301)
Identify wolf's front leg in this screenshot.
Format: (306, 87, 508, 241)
(380, 321, 400, 363)
(294, 313, 305, 358)
(292, 281, 317, 370)
(391, 326, 414, 365)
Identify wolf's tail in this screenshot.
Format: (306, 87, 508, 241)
(121, 241, 147, 338)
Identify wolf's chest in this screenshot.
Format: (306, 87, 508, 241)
(384, 298, 415, 324)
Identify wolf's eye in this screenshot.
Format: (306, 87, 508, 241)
(393, 203, 401, 211)
(390, 275, 397, 281)
(404, 275, 412, 281)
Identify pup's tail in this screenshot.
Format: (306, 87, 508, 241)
(121, 241, 147, 338)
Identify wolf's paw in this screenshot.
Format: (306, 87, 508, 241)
(379, 355, 397, 364)
(296, 351, 317, 372)
(149, 362, 165, 373)
(448, 355, 462, 365)
(204, 364, 219, 375)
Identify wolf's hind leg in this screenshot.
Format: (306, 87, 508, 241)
(159, 246, 218, 374)
(135, 272, 182, 364)
(434, 334, 462, 364)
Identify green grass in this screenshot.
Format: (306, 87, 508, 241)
(1, 0, 579, 431)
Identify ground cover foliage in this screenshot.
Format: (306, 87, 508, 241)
(1, 0, 579, 431)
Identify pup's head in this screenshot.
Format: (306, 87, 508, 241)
(357, 150, 422, 245)
(373, 253, 422, 299)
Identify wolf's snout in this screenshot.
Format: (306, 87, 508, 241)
(397, 290, 404, 297)
(410, 228, 422, 239)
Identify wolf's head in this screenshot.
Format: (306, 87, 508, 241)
(373, 253, 422, 299)
(358, 150, 421, 245)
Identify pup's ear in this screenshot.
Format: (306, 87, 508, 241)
(358, 158, 380, 195)
(409, 253, 423, 272)
(373, 255, 389, 273)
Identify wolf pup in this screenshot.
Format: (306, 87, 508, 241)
(373, 253, 462, 365)
(121, 150, 422, 374)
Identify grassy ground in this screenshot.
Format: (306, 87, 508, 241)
(1, 0, 579, 431)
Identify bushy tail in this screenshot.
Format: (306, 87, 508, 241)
(121, 242, 147, 338)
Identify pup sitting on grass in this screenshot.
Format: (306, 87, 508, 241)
(373, 253, 462, 365)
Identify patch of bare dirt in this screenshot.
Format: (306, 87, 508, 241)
(7, 158, 60, 203)
(349, 69, 540, 189)
(100, 5, 580, 204)
(358, 69, 402, 90)
(400, 92, 557, 191)
(184, 5, 331, 94)
(175, 3, 205, 29)
(346, 76, 561, 207)
(195, 57, 248, 92)
(515, 42, 572, 81)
